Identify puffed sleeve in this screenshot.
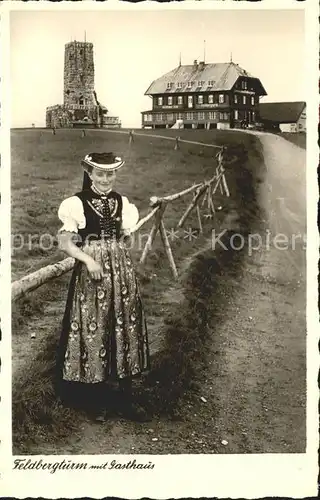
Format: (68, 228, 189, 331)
(121, 196, 139, 232)
(57, 196, 86, 233)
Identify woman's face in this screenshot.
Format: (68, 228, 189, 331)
(89, 168, 116, 192)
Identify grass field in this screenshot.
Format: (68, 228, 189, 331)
(280, 132, 306, 149)
(11, 128, 264, 453)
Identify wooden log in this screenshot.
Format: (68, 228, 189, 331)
(154, 182, 203, 205)
(139, 204, 166, 264)
(207, 185, 215, 217)
(131, 205, 159, 233)
(201, 188, 208, 207)
(177, 185, 207, 228)
(208, 194, 216, 217)
(221, 173, 230, 197)
(211, 173, 224, 196)
(196, 204, 203, 233)
(159, 219, 178, 279)
(12, 257, 75, 301)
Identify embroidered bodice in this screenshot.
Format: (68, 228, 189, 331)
(58, 188, 139, 242)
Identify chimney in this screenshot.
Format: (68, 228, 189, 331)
(193, 59, 198, 69)
(198, 61, 205, 71)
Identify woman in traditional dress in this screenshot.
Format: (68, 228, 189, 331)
(56, 152, 150, 422)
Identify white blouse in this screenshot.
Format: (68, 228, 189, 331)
(58, 195, 139, 234)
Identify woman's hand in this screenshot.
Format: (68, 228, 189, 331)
(85, 257, 105, 280)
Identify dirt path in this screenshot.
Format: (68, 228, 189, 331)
(208, 132, 306, 453)
(27, 132, 306, 455)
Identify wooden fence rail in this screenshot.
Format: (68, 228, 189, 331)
(12, 142, 230, 301)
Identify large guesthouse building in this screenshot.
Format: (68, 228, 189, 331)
(142, 60, 267, 129)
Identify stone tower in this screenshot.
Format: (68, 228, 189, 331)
(46, 40, 121, 129)
(63, 41, 95, 110)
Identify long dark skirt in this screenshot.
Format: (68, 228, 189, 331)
(56, 239, 150, 387)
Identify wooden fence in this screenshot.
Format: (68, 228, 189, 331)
(12, 136, 230, 302)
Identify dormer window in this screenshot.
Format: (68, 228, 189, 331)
(177, 82, 183, 89)
(187, 81, 193, 88)
(208, 80, 214, 86)
(198, 80, 205, 87)
(167, 82, 173, 90)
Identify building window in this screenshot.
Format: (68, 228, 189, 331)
(234, 110, 239, 120)
(187, 81, 193, 88)
(208, 95, 214, 104)
(198, 95, 203, 105)
(219, 112, 224, 120)
(242, 96, 246, 105)
(252, 111, 255, 121)
(251, 96, 255, 105)
(156, 114, 163, 122)
(241, 80, 248, 90)
(168, 96, 173, 105)
(177, 82, 183, 89)
(234, 94, 238, 104)
(168, 113, 174, 121)
(188, 96, 193, 108)
(208, 80, 214, 86)
(178, 96, 183, 105)
(198, 81, 204, 87)
(209, 112, 214, 120)
(187, 112, 194, 120)
(224, 112, 228, 120)
(198, 112, 205, 120)
(167, 82, 173, 89)
(178, 113, 183, 119)
(219, 94, 225, 104)
(158, 97, 163, 106)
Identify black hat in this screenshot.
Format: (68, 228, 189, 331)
(81, 152, 125, 172)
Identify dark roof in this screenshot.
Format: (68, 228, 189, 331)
(145, 61, 267, 96)
(259, 101, 306, 123)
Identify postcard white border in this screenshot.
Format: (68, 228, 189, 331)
(1, 0, 319, 498)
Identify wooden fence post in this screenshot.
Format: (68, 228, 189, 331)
(196, 204, 203, 233)
(177, 185, 207, 229)
(129, 130, 134, 144)
(174, 136, 180, 150)
(159, 219, 178, 279)
(140, 203, 166, 264)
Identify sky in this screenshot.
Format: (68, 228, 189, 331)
(10, 9, 305, 128)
